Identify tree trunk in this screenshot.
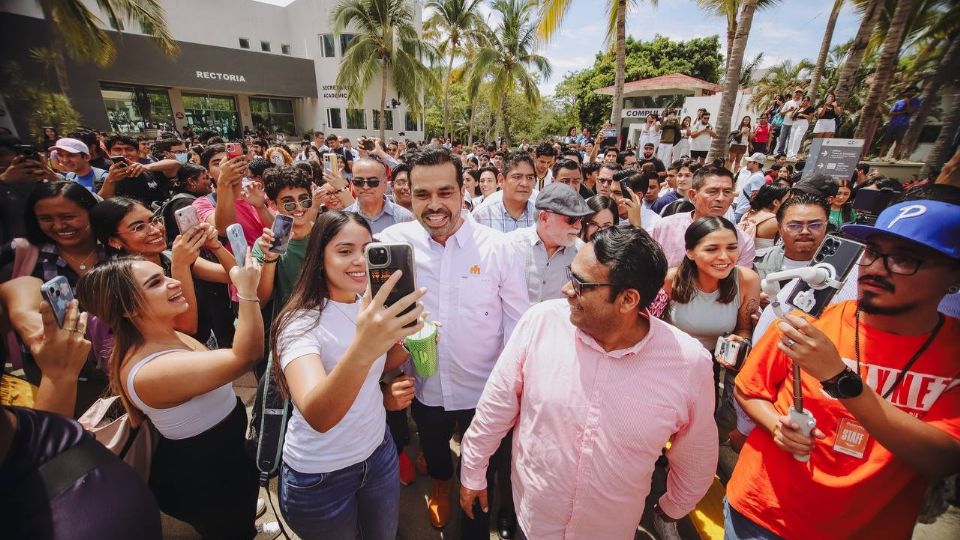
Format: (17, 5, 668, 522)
(379, 63, 388, 141)
(920, 83, 958, 178)
(37, 0, 72, 102)
(500, 94, 510, 147)
(901, 33, 960, 157)
(724, 23, 736, 75)
(611, 0, 626, 149)
(834, 0, 883, 105)
(807, 0, 844, 101)
(709, 0, 758, 161)
(466, 101, 475, 146)
(855, 0, 913, 156)
(443, 48, 455, 141)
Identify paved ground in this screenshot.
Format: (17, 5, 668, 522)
(161, 373, 960, 540)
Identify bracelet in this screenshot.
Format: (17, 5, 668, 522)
(236, 294, 260, 303)
(262, 257, 279, 264)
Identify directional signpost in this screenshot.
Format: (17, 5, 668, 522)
(802, 138, 864, 181)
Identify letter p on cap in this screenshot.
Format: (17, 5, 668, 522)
(888, 204, 926, 228)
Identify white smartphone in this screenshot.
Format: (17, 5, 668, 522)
(173, 206, 200, 233)
(323, 153, 337, 173)
(226, 223, 248, 266)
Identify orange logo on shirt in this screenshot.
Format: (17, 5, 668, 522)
(470, 265, 480, 275)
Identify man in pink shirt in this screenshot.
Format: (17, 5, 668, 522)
(460, 225, 718, 539)
(651, 166, 755, 268)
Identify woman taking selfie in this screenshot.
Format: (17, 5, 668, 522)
(76, 253, 264, 539)
(271, 211, 425, 540)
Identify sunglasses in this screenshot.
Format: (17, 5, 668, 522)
(552, 213, 583, 225)
(281, 197, 313, 212)
(351, 177, 382, 188)
(565, 265, 612, 297)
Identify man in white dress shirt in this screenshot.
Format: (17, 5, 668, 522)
(378, 147, 529, 534)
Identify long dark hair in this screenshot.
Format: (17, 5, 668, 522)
(25, 181, 99, 246)
(90, 196, 144, 248)
(581, 195, 619, 241)
(76, 257, 149, 424)
(671, 217, 739, 304)
(270, 211, 372, 397)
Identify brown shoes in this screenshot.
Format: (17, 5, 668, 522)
(427, 479, 453, 528)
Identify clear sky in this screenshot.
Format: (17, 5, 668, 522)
(255, 0, 864, 97)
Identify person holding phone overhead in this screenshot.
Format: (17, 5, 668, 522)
(75, 251, 266, 539)
(270, 211, 426, 539)
(378, 147, 529, 536)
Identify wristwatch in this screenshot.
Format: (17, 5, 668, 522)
(820, 367, 864, 399)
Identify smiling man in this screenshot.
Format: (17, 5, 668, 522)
(344, 157, 413, 233)
(460, 225, 717, 539)
(651, 166, 755, 267)
(727, 195, 960, 539)
(378, 147, 528, 533)
(506, 183, 590, 303)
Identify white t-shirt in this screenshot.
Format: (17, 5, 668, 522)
(278, 301, 387, 473)
(689, 120, 713, 151)
(780, 99, 798, 126)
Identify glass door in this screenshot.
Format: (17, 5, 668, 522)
(182, 93, 241, 138)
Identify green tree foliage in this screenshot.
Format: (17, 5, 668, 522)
(553, 35, 723, 131)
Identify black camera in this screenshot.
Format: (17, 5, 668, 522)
(15, 144, 39, 160)
(366, 246, 390, 266)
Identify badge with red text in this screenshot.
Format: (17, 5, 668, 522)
(833, 417, 869, 459)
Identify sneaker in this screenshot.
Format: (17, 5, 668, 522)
(255, 521, 281, 540)
(651, 510, 682, 540)
(256, 497, 266, 518)
(427, 479, 452, 528)
(398, 451, 415, 486)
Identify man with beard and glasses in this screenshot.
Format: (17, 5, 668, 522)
(726, 195, 960, 539)
(460, 225, 717, 539)
(378, 148, 529, 535)
(506, 183, 590, 303)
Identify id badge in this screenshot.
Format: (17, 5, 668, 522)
(833, 417, 869, 459)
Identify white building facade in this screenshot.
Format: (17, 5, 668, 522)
(0, 0, 425, 141)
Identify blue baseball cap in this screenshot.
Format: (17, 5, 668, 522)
(841, 200, 960, 260)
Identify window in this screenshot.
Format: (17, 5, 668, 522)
(281, 44, 291, 55)
(239, 38, 250, 49)
(100, 85, 174, 134)
(181, 93, 241, 138)
(321, 34, 336, 57)
(346, 108, 366, 130)
(261, 41, 271, 52)
(340, 33, 356, 55)
(405, 112, 419, 132)
(250, 97, 296, 135)
(373, 110, 394, 131)
(140, 21, 156, 35)
(327, 108, 343, 129)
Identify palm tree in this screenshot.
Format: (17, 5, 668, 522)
(750, 59, 814, 112)
(807, 0, 844, 101)
(695, 0, 780, 74)
(708, 0, 760, 161)
(333, 0, 436, 141)
(537, 0, 657, 148)
(834, 0, 884, 105)
(423, 0, 487, 141)
(36, 0, 177, 103)
(854, 0, 913, 156)
(467, 0, 551, 146)
(919, 82, 958, 178)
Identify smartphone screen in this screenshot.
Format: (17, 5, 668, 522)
(365, 242, 418, 327)
(40, 276, 74, 328)
(269, 214, 294, 254)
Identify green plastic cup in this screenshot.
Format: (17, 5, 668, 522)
(405, 321, 439, 377)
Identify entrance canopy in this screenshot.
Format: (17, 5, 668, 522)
(595, 73, 722, 98)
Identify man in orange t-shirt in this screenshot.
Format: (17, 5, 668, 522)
(727, 196, 960, 539)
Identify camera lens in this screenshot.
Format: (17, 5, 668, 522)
(368, 247, 389, 266)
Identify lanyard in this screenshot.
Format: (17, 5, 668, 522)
(854, 309, 944, 400)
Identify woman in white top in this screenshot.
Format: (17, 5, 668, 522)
(271, 211, 425, 540)
(76, 252, 264, 539)
(672, 115, 692, 162)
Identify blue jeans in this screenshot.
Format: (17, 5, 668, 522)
(774, 124, 792, 155)
(723, 499, 783, 540)
(279, 427, 399, 540)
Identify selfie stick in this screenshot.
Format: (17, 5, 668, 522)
(760, 264, 841, 462)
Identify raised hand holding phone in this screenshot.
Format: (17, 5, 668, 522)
(354, 270, 426, 364)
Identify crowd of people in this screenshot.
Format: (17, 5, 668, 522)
(0, 119, 958, 540)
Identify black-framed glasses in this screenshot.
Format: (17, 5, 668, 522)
(351, 177, 381, 188)
(586, 221, 612, 232)
(282, 197, 313, 212)
(857, 246, 923, 276)
(565, 265, 612, 297)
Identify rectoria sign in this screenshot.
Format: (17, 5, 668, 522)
(195, 71, 247, 82)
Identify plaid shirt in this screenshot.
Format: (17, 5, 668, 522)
(471, 199, 537, 233)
